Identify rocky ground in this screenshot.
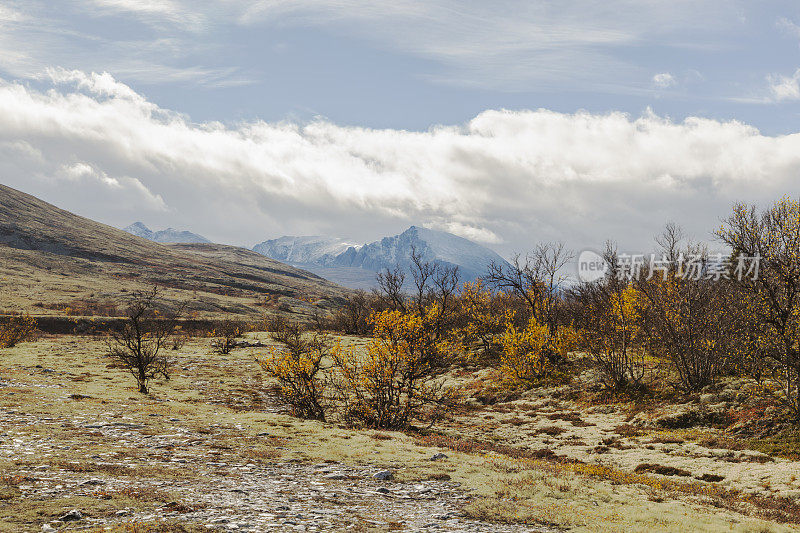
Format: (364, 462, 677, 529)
(1, 405, 552, 532)
(444, 381, 800, 501)
(1, 335, 798, 532)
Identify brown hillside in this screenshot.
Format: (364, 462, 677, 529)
(0, 183, 347, 318)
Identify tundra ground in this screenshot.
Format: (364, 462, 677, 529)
(0, 334, 797, 532)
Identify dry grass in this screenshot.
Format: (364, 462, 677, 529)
(1, 334, 799, 532)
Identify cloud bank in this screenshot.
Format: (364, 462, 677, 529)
(2, 70, 800, 256)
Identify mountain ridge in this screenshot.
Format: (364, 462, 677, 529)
(124, 221, 210, 244)
(253, 226, 510, 288)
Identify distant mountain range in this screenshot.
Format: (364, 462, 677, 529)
(253, 235, 354, 265)
(123, 222, 209, 244)
(253, 226, 510, 289)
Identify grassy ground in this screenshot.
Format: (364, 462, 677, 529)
(0, 334, 797, 532)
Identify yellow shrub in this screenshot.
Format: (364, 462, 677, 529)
(497, 316, 576, 387)
(331, 308, 460, 428)
(460, 281, 513, 360)
(258, 334, 329, 421)
(0, 314, 36, 348)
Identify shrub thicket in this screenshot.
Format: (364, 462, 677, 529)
(0, 314, 37, 348)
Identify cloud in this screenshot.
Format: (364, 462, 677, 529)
(85, 0, 206, 30)
(2, 71, 800, 255)
(234, 0, 739, 91)
(46, 68, 148, 102)
(768, 69, 800, 101)
(652, 72, 676, 89)
(777, 17, 800, 40)
(58, 161, 166, 209)
(433, 222, 503, 244)
(0, 2, 243, 88)
(0, 1, 750, 96)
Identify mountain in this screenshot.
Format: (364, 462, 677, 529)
(0, 184, 346, 318)
(253, 226, 510, 289)
(124, 221, 210, 244)
(253, 236, 354, 265)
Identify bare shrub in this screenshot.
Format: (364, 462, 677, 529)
(635, 224, 737, 391)
(486, 242, 573, 365)
(372, 248, 464, 369)
(328, 290, 382, 335)
(210, 319, 245, 354)
(170, 333, 188, 351)
(106, 287, 184, 394)
(570, 243, 645, 391)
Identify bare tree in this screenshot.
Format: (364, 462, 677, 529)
(211, 319, 245, 354)
(570, 242, 645, 391)
(376, 266, 407, 312)
(634, 226, 734, 391)
(485, 242, 573, 361)
(718, 200, 800, 418)
(106, 287, 184, 394)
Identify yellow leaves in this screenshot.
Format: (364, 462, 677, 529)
(497, 315, 576, 387)
(0, 314, 36, 348)
(330, 304, 461, 428)
(257, 341, 327, 420)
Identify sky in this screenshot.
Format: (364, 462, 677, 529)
(3, 1, 800, 258)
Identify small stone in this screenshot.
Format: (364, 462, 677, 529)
(376, 487, 391, 494)
(79, 478, 105, 486)
(373, 470, 394, 481)
(324, 473, 347, 480)
(430, 453, 448, 461)
(41, 525, 56, 532)
(59, 509, 83, 522)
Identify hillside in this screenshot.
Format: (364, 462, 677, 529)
(0, 184, 346, 318)
(253, 226, 511, 288)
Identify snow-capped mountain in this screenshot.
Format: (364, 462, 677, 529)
(123, 222, 210, 244)
(252, 226, 509, 288)
(252, 236, 355, 265)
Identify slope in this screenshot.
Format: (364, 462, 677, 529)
(0, 183, 346, 318)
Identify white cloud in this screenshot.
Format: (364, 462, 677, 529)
(2, 71, 800, 254)
(0, 1, 747, 95)
(777, 17, 800, 40)
(58, 162, 167, 210)
(652, 72, 676, 88)
(433, 222, 502, 244)
(768, 69, 800, 101)
(85, 0, 206, 30)
(46, 68, 147, 102)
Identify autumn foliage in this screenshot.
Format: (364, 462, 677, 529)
(331, 307, 461, 428)
(0, 314, 36, 348)
(255, 197, 800, 426)
(258, 327, 330, 421)
(497, 315, 577, 387)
